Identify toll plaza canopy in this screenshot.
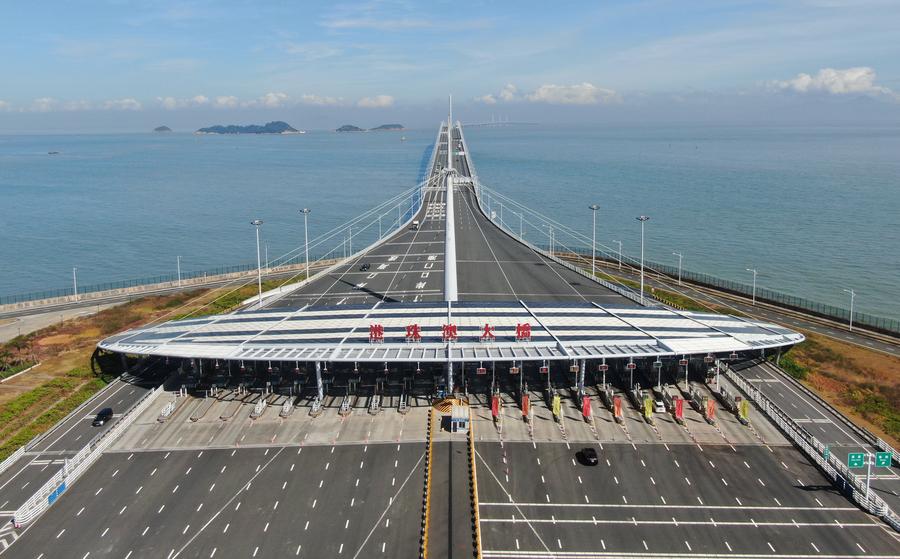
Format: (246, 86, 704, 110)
(98, 301, 804, 363)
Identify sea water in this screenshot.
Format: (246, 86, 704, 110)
(0, 125, 897, 320)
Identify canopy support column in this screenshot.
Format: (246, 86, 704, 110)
(316, 361, 323, 401)
(446, 361, 454, 396)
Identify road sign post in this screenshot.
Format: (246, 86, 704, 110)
(848, 452, 865, 468)
(875, 452, 891, 468)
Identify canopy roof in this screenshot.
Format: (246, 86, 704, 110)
(98, 301, 803, 363)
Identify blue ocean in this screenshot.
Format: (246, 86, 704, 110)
(1, 125, 898, 320)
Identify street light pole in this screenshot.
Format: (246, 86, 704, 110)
(636, 216, 650, 305)
(588, 204, 599, 276)
(673, 252, 682, 286)
(843, 288, 856, 331)
(746, 268, 757, 305)
(251, 220, 264, 305)
(177, 256, 182, 287)
(72, 266, 78, 301)
(518, 212, 523, 239)
(612, 240, 622, 270)
(265, 241, 269, 274)
(300, 209, 311, 279)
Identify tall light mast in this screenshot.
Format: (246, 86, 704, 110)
(444, 95, 458, 303)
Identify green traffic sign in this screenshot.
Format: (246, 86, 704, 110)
(875, 452, 892, 468)
(823, 445, 830, 460)
(848, 452, 865, 468)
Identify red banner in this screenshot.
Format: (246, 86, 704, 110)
(613, 395, 622, 418)
(582, 395, 591, 418)
(521, 394, 530, 417)
(491, 395, 500, 418)
(706, 399, 716, 420)
(674, 397, 684, 420)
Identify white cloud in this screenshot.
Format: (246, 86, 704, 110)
(499, 84, 518, 101)
(526, 83, 620, 105)
(300, 94, 342, 106)
(157, 95, 213, 109)
(29, 98, 59, 112)
(62, 100, 93, 111)
(321, 17, 433, 31)
(248, 92, 289, 108)
(771, 67, 897, 98)
(476, 84, 516, 104)
(213, 96, 239, 109)
(358, 95, 394, 108)
(102, 98, 142, 111)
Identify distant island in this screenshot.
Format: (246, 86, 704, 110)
(154, 126, 172, 133)
(196, 121, 304, 135)
(336, 123, 405, 132)
(370, 124, 404, 131)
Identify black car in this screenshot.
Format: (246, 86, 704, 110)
(359, 263, 371, 271)
(92, 407, 113, 427)
(579, 447, 598, 466)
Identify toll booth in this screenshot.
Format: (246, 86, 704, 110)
(449, 405, 469, 433)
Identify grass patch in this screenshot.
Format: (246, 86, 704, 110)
(0, 361, 37, 380)
(0, 275, 303, 458)
(0, 378, 106, 461)
(775, 353, 810, 381)
(781, 332, 900, 445)
(172, 279, 286, 320)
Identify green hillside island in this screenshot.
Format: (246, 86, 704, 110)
(195, 121, 305, 134)
(336, 123, 405, 132)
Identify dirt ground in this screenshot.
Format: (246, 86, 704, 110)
(790, 331, 900, 448)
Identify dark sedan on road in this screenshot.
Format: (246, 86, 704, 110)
(578, 447, 598, 466)
(359, 263, 371, 271)
(92, 407, 113, 427)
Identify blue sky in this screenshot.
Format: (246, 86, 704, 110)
(2, 0, 899, 131)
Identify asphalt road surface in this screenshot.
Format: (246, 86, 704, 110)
(0, 364, 161, 515)
(270, 123, 632, 309)
(10, 443, 425, 558)
(733, 359, 900, 514)
(476, 441, 900, 557)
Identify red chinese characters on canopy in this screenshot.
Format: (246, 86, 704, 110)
(368, 323, 384, 343)
(480, 323, 495, 341)
(405, 324, 422, 342)
(515, 322, 532, 341)
(442, 323, 458, 342)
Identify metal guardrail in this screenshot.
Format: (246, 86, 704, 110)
(754, 360, 900, 466)
(724, 366, 899, 530)
(557, 245, 899, 336)
(0, 447, 26, 478)
(13, 385, 164, 526)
